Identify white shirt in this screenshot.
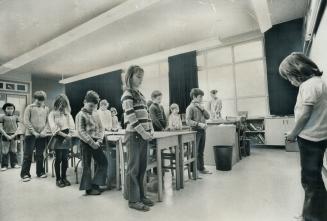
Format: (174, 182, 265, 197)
(97, 109, 113, 130)
(294, 77, 327, 141)
(48, 110, 75, 136)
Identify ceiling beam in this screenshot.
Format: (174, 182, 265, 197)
(0, 0, 161, 75)
(251, 0, 272, 33)
(59, 37, 223, 84)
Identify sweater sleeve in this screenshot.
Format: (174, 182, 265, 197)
(40, 107, 50, 135)
(122, 93, 148, 137)
(0, 116, 7, 136)
(186, 106, 198, 127)
(48, 111, 58, 135)
(76, 112, 96, 148)
(24, 105, 37, 134)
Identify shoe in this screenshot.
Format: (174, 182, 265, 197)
(38, 173, 47, 178)
(56, 180, 65, 188)
(128, 202, 150, 212)
(141, 198, 154, 207)
(199, 169, 212, 174)
(22, 175, 31, 182)
(13, 165, 21, 169)
(62, 178, 71, 186)
(86, 189, 101, 195)
(1, 167, 7, 171)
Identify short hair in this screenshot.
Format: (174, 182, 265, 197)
(2, 103, 15, 112)
(210, 90, 218, 94)
(279, 52, 323, 83)
(170, 103, 179, 111)
(151, 90, 162, 100)
(190, 88, 204, 99)
(34, 91, 47, 101)
(110, 107, 117, 115)
(99, 99, 109, 107)
(84, 90, 100, 104)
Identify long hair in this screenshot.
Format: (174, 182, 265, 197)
(279, 52, 323, 83)
(124, 65, 144, 102)
(53, 94, 71, 114)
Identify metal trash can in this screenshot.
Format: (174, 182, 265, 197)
(213, 145, 233, 171)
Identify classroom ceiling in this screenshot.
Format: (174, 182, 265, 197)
(0, 0, 308, 80)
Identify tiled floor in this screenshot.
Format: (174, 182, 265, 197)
(0, 148, 306, 221)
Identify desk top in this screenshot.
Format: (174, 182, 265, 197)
(106, 130, 196, 139)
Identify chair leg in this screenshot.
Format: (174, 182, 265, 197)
(75, 159, 82, 184)
(52, 158, 56, 178)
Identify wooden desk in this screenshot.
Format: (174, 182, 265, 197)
(106, 131, 197, 202)
(177, 131, 197, 189)
(104, 133, 123, 190)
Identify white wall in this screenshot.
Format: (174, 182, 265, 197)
(197, 39, 269, 118)
(309, 8, 327, 81)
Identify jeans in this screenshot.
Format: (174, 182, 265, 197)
(297, 136, 327, 221)
(20, 136, 47, 178)
(124, 132, 148, 203)
(196, 130, 206, 171)
(79, 141, 108, 191)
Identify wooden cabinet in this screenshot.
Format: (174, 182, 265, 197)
(265, 117, 295, 145)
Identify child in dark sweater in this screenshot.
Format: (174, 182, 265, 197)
(186, 88, 211, 174)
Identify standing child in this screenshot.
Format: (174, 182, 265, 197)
(149, 90, 167, 132)
(207, 89, 222, 120)
(48, 94, 75, 188)
(98, 99, 113, 131)
(21, 91, 49, 182)
(186, 88, 211, 174)
(110, 107, 120, 131)
(280, 52, 327, 221)
(0, 103, 21, 171)
(122, 65, 154, 212)
(76, 90, 108, 195)
(168, 103, 183, 131)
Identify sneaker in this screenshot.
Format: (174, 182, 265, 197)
(1, 167, 7, 171)
(56, 180, 65, 188)
(38, 173, 47, 178)
(141, 198, 154, 207)
(13, 165, 21, 169)
(62, 178, 71, 186)
(128, 202, 150, 212)
(199, 169, 212, 174)
(22, 175, 31, 182)
(86, 189, 101, 196)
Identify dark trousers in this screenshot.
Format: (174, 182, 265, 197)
(55, 149, 69, 181)
(1, 152, 18, 168)
(297, 137, 327, 221)
(196, 130, 206, 171)
(20, 136, 46, 178)
(79, 141, 108, 191)
(124, 132, 148, 203)
(1, 136, 18, 168)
